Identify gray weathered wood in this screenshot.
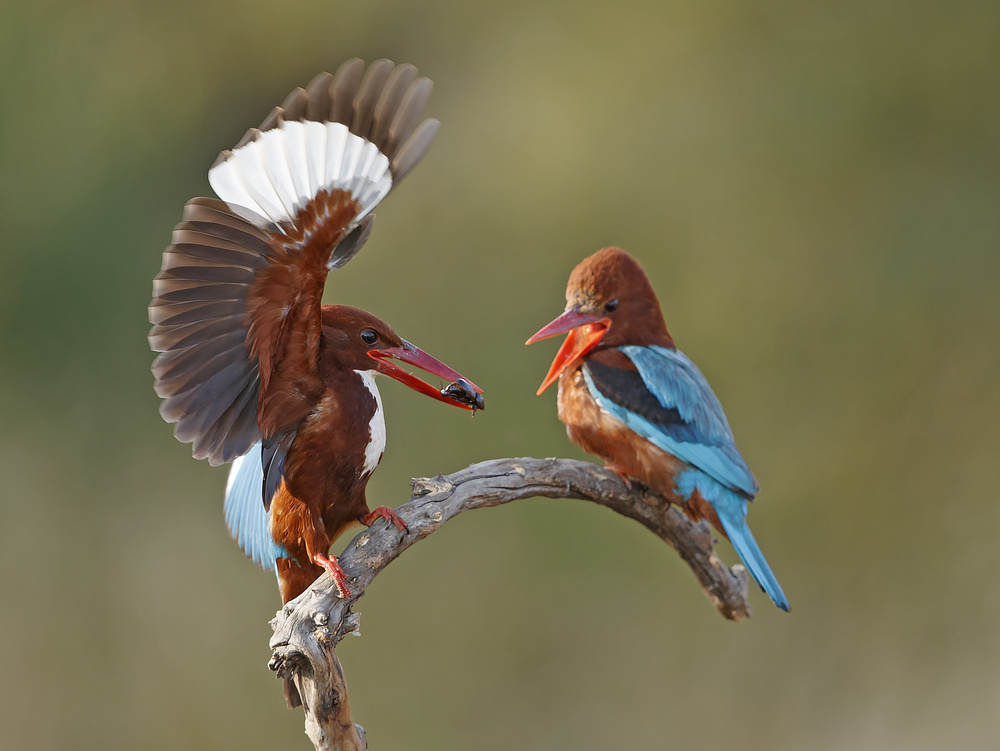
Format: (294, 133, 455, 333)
(268, 457, 752, 749)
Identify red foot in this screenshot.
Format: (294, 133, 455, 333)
(363, 505, 409, 533)
(314, 554, 352, 599)
(603, 463, 633, 489)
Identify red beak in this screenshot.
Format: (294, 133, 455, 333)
(369, 340, 484, 410)
(526, 309, 610, 395)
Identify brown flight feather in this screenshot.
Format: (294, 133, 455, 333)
(150, 59, 439, 467)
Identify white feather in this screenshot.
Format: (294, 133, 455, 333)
(352, 141, 379, 196)
(259, 130, 299, 218)
(339, 135, 364, 188)
(281, 121, 312, 206)
(228, 139, 289, 223)
(324, 122, 347, 187)
(208, 159, 267, 221)
(302, 121, 327, 197)
(356, 370, 386, 476)
(210, 119, 395, 228)
(357, 162, 392, 215)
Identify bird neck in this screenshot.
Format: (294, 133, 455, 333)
(600, 315, 675, 351)
(585, 346, 638, 371)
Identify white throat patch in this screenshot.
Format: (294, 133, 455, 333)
(356, 370, 386, 476)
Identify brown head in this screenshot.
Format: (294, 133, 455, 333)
(319, 305, 484, 409)
(526, 248, 674, 393)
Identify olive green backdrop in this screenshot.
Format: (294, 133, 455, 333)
(2, 1, 998, 749)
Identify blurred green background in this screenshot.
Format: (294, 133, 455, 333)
(2, 0, 999, 748)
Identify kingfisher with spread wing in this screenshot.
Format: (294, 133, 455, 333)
(150, 59, 484, 603)
(527, 248, 788, 611)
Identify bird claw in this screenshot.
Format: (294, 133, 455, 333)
(363, 506, 409, 533)
(314, 554, 352, 599)
(603, 463, 633, 489)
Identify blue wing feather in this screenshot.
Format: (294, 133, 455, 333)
(584, 345, 758, 496)
(224, 442, 288, 571)
(582, 346, 787, 609)
(620, 345, 735, 443)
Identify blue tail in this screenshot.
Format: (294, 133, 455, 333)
(224, 443, 288, 572)
(713, 491, 790, 612)
(675, 469, 789, 610)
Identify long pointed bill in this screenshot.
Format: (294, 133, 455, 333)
(526, 309, 610, 395)
(369, 341, 484, 410)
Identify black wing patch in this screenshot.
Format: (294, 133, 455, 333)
(262, 429, 296, 509)
(584, 360, 705, 445)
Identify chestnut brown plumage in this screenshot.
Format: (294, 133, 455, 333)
(150, 59, 484, 604)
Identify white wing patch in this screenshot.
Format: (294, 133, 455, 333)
(356, 370, 386, 476)
(209, 122, 393, 227)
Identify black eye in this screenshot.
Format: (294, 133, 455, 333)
(360, 329, 379, 345)
(604, 299, 619, 312)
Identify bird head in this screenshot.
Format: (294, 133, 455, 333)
(526, 247, 673, 394)
(320, 306, 484, 410)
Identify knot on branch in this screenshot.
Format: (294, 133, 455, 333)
(411, 473, 454, 498)
(269, 646, 309, 680)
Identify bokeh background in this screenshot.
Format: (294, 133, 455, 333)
(2, 0, 999, 748)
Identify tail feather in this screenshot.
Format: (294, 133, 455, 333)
(224, 443, 287, 571)
(714, 497, 790, 612)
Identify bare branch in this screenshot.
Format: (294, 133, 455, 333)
(268, 457, 752, 749)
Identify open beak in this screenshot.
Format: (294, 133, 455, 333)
(526, 308, 610, 395)
(369, 340, 484, 410)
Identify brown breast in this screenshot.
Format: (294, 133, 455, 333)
(270, 368, 382, 565)
(288, 369, 381, 510)
(557, 363, 684, 502)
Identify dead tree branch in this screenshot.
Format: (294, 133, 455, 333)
(268, 457, 752, 750)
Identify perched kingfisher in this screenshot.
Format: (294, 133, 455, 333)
(527, 248, 788, 611)
(149, 59, 484, 603)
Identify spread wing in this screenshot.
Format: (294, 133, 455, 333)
(583, 344, 759, 497)
(149, 58, 439, 465)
